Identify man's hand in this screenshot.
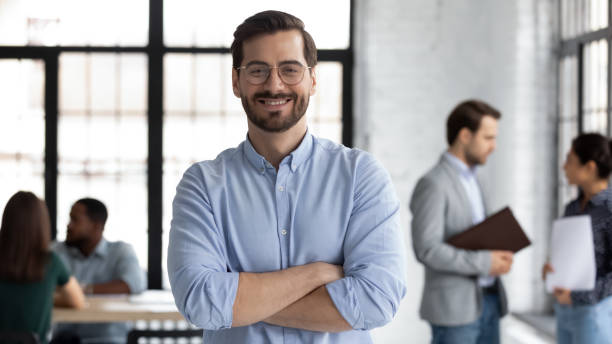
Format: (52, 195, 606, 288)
(489, 250, 513, 276)
(554, 287, 572, 305)
(541, 263, 554, 281)
(316, 262, 344, 284)
(232, 262, 344, 327)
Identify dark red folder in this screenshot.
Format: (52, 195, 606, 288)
(447, 207, 531, 253)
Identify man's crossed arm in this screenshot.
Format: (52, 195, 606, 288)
(231, 262, 351, 332)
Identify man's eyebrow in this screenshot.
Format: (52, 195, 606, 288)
(278, 60, 303, 65)
(243, 60, 304, 67)
(244, 60, 269, 67)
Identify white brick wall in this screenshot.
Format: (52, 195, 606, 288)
(352, 0, 559, 342)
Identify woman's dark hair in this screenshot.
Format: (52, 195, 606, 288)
(572, 133, 612, 179)
(446, 99, 502, 145)
(0, 191, 50, 282)
(230, 10, 318, 70)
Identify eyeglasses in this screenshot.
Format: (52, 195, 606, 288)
(236, 62, 312, 85)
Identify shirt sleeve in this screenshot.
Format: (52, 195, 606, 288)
(409, 176, 491, 276)
(113, 243, 147, 294)
(51, 251, 70, 287)
(325, 153, 407, 330)
(167, 164, 239, 330)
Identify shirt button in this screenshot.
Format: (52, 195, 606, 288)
(281, 229, 288, 235)
(278, 186, 284, 192)
(291, 164, 296, 170)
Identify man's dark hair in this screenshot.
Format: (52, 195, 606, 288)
(446, 99, 502, 145)
(76, 198, 108, 226)
(572, 133, 612, 179)
(230, 10, 318, 70)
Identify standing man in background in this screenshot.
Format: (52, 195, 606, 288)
(52, 198, 146, 344)
(410, 100, 513, 344)
(168, 10, 406, 344)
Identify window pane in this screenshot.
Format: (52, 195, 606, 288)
(58, 52, 148, 271)
(162, 54, 343, 288)
(164, 0, 350, 49)
(558, 56, 579, 214)
(0, 59, 45, 213)
(582, 39, 608, 134)
(307, 62, 343, 143)
(0, 0, 148, 46)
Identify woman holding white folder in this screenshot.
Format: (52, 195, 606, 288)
(542, 133, 612, 344)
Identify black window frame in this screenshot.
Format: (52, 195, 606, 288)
(0, 0, 354, 289)
(559, 0, 612, 134)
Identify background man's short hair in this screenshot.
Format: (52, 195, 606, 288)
(446, 99, 502, 145)
(76, 198, 108, 226)
(230, 10, 318, 70)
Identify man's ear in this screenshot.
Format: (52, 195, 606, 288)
(309, 66, 317, 96)
(232, 68, 241, 98)
(457, 127, 473, 145)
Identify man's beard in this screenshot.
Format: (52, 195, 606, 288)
(242, 91, 309, 133)
(465, 149, 484, 166)
(65, 235, 87, 248)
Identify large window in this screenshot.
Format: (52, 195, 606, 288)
(57, 53, 149, 269)
(558, 0, 611, 212)
(0, 59, 45, 213)
(0, 0, 353, 289)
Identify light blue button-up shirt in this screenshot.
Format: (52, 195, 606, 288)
(53, 239, 146, 344)
(168, 131, 407, 344)
(443, 152, 494, 287)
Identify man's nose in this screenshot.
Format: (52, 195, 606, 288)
(263, 68, 286, 92)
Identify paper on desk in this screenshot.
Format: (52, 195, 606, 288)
(546, 215, 596, 293)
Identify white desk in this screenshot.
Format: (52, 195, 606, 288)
(52, 290, 185, 323)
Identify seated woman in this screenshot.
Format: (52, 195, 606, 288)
(0, 191, 85, 344)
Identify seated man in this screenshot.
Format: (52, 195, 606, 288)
(52, 198, 146, 344)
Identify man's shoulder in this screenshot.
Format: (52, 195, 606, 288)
(189, 146, 242, 174)
(418, 159, 450, 185)
(104, 239, 137, 254)
(177, 146, 244, 191)
(312, 136, 377, 167)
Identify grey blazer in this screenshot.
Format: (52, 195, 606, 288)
(409, 154, 508, 326)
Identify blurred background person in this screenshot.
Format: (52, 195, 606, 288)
(0, 191, 84, 344)
(52, 197, 145, 344)
(543, 133, 612, 344)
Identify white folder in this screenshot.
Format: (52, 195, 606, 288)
(546, 215, 596, 293)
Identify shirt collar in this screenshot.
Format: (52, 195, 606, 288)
(590, 186, 611, 207)
(66, 237, 108, 259)
(242, 130, 314, 174)
(243, 137, 271, 174)
(443, 151, 478, 178)
(93, 238, 109, 257)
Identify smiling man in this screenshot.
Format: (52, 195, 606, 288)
(167, 10, 407, 344)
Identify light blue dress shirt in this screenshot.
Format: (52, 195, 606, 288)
(168, 131, 407, 344)
(443, 152, 494, 287)
(53, 239, 146, 344)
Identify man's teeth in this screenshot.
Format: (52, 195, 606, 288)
(265, 99, 288, 105)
